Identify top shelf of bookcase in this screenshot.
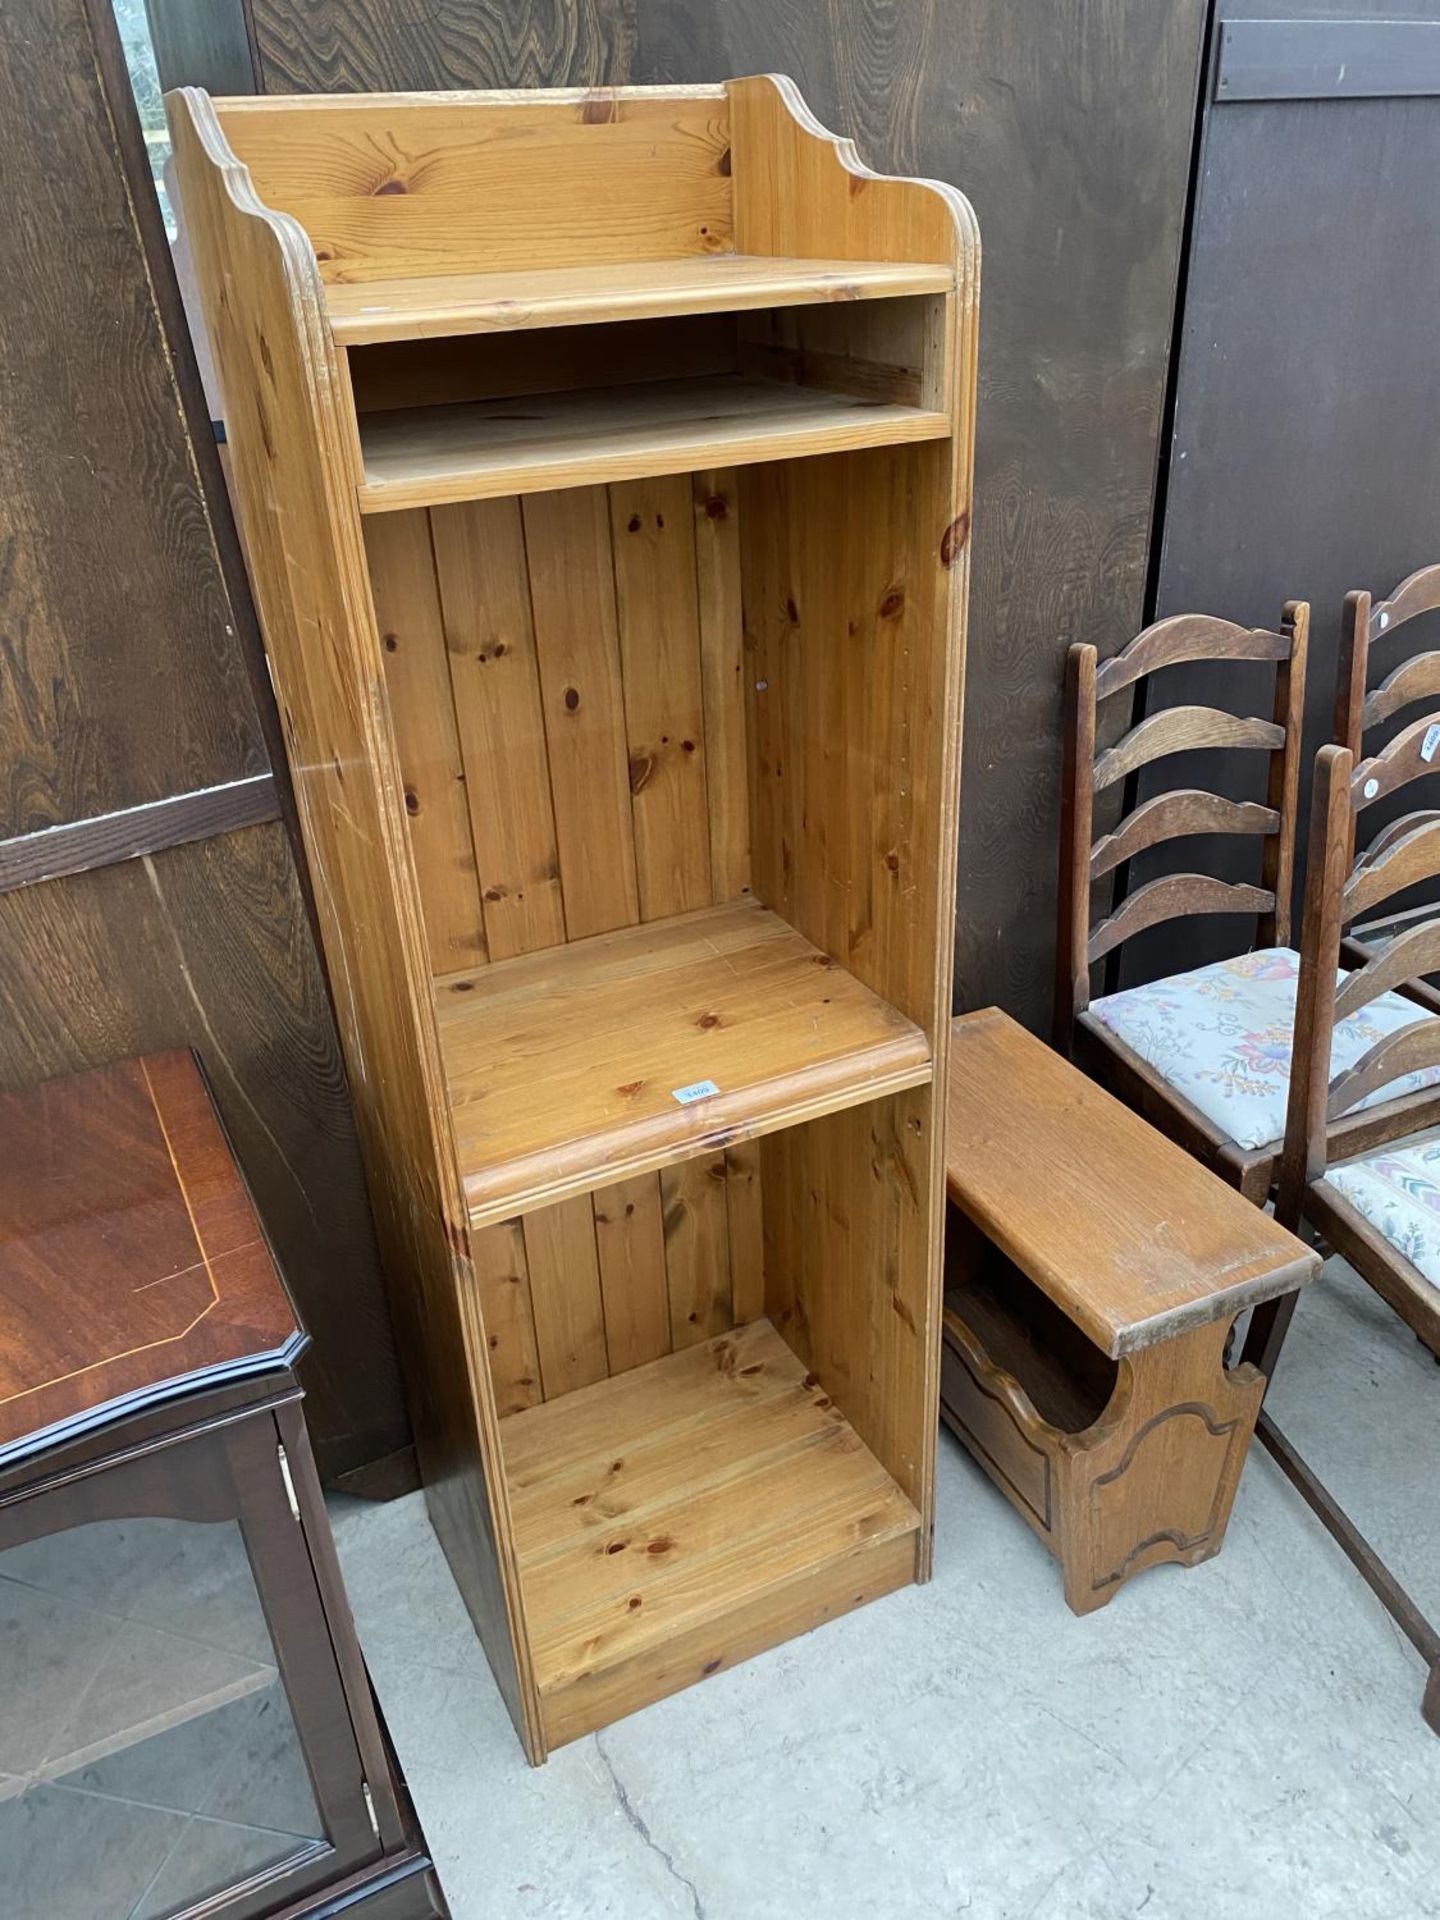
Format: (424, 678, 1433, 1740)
(324, 254, 955, 345)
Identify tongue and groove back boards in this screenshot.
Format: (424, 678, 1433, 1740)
(169, 76, 975, 1758)
(365, 465, 760, 1415)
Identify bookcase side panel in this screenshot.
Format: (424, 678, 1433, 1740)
(727, 78, 978, 1567)
(761, 1086, 937, 1529)
(166, 89, 543, 1757)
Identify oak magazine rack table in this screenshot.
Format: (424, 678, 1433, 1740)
(941, 1011, 1319, 1613)
(169, 77, 979, 1762)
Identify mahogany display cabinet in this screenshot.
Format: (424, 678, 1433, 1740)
(0, 1051, 445, 1918)
(168, 75, 979, 1763)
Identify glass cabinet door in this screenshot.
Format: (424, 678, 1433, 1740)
(0, 1513, 325, 1918)
(0, 1411, 384, 1919)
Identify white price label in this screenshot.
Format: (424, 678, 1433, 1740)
(672, 1079, 720, 1106)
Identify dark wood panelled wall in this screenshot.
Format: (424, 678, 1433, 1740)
(3, 0, 1207, 1487)
(1129, 0, 1440, 986)
(0, 0, 411, 1488)
(148, 0, 1210, 1032)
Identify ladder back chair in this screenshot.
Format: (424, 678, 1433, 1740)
(1056, 605, 1310, 1203)
(1335, 562, 1440, 762)
(1247, 731, 1440, 1376)
(1242, 728, 1440, 1745)
(1334, 563, 1440, 973)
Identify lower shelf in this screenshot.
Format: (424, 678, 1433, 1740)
(501, 1318, 920, 1748)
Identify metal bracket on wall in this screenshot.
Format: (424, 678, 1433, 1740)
(1217, 18, 1440, 103)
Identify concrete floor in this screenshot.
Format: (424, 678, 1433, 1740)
(332, 1259, 1440, 1920)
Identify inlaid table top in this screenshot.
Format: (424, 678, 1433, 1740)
(0, 1050, 304, 1463)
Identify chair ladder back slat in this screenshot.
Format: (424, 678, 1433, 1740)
(1344, 815, 1440, 924)
(1326, 1016, 1440, 1121)
(1087, 874, 1273, 967)
(1354, 807, 1440, 872)
(1089, 790, 1278, 880)
(1092, 707, 1284, 794)
(1351, 712, 1440, 813)
(1364, 651, 1440, 732)
(1333, 917, 1440, 1026)
(1371, 563, 1440, 642)
(1091, 614, 1291, 701)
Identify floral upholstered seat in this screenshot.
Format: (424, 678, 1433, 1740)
(1327, 1138, 1440, 1287)
(1087, 948, 1440, 1151)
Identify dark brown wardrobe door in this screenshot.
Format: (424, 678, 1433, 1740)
(1129, 3, 1440, 986)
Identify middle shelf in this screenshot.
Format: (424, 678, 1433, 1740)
(434, 899, 932, 1229)
(355, 373, 952, 511)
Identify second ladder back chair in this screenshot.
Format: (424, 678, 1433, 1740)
(1335, 562, 1440, 763)
(1056, 605, 1309, 1202)
(1334, 563, 1440, 974)
(1248, 729, 1440, 1376)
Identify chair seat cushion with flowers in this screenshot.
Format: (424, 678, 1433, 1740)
(1086, 948, 1440, 1152)
(1326, 1135, 1440, 1290)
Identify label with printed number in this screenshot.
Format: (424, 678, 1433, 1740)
(1423, 723, 1440, 764)
(672, 1079, 720, 1106)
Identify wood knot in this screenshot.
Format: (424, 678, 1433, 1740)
(616, 1081, 645, 1098)
(646, 1536, 675, 1556)
(451, 979, 474, 993)
(403, 788, 420, 816)
(605, 1539, 628, 1555)
(941, 511, 971, 568)
(884, 850, 900, 872)
(581, 93, 619, 124)
(717, 147, 732, 177)
(627, 514, 642, 532)
(785, 595, 800, 624)
(564, 685, 581, 712)
(705, 493, 729, 521)
(697, 1011, 721, 1029)
(629, 751, 654, 793)
(374, 178, 407, 196)
(880, 586, 905, 618)
(382, 633, 399, 652)
(703, 1657, 723, 1674)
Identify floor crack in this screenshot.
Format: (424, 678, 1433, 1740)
(594, 1730, 705, 1920)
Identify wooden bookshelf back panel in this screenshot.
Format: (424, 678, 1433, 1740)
(476, 1153, 764, 1417)
(216, 92, 734, 283)
(367, 473, 753, 1410)
(363, 472, 750, 970)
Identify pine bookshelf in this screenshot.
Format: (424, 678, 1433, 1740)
(170, 75, 978, 1763)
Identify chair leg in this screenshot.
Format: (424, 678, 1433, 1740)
(1242, 1287, 1301, 1380)
(1258, 1413, 1440, 1739)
